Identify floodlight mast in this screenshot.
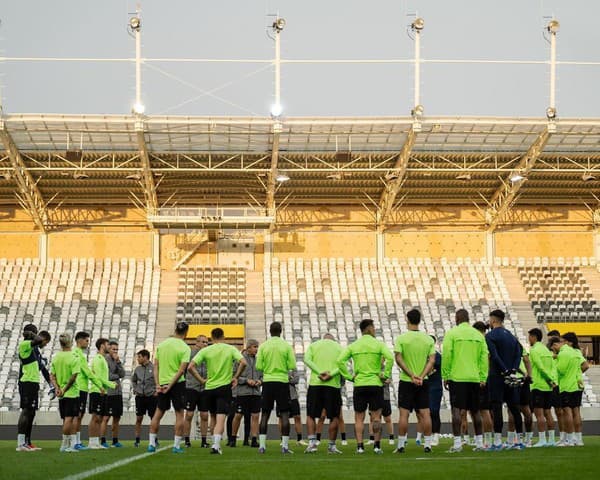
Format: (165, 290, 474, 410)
(412, 17, 424, 113)
(272, 16, 285, 117)
(130, 7, 144, 114)
(548, 19, 559, 115)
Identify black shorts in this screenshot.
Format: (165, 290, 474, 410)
(89, 392, 108, 416)
(185, 389, 209, 412)
(519, 382, 531, 407)
(59, 397, 80, 419)
(278, 399, 300, 417)
(261, 382, 290, 413)
(353, 386, 384, 413)
(560, 391, 582, 409)
(551, 386, 561, 409)
(488, 376, 519, 406)
(382, 400, 392, 417)
(135, 395, 158, 418)
(306, 386, 342, 420)
(397, 380, 430, 412)
(479, 384, 490, 410)
(106, 395, 123, 417)
(157, 382, 186, 412)
(19, 382, 40, 410)
(235, 395, 261, 415)
(530, 389, 552, 410)
(78, 391, 88, 415)
(205, 385, 233, 415)
(448, 381, 480, 411)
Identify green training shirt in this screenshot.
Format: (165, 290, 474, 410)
(441, 322, 489, 383)
(337, 335, 394, 387)
(191, 343, 243, 390)
(19, 340, 40, 383)
(394, 330, 435, 383)
(556, 344, 581, 393)
(529, 341, 556, 392)
(89, 353, 116, 394)
(156, 337, 191, 385)
(50, 351, 80, 399)
(73, 348, 113, 392)
(304, 339, 344, 388)
(256, 336, 296, 383)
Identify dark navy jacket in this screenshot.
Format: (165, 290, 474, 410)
(485, 326, 522, 377)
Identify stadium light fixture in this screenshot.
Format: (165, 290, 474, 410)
(1, 171, 11, 180)
(411, 104, 424, 118)
(73, 171, 89, 180)
(582, 172, 597, 182)
(546, 106, 557, 120)
(270, 103, 283, 118)
(273, 18, 286, 32)
(411, 17, 425, 31)
(509, 171, 525, 183)
(455, 172, 471, 181)
(275, 171, 290, 183)
(126, 172, 142, 180)
(129, 16, 141, 31)
(132, 102, 146, 115)
(546, 19, 560, 34)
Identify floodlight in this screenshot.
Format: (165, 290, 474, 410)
(273, 18, 286, 32)
(126, 172, 142, 180)
(411, 104, 424, 117)
(412, 17, 425, 31)
(546, 107, 556, 120)
(582, 172, 596, 182)
(509, 172, 525, 183)
(73, 171, 89, 180)
(132, 103, 146, 115)
(130, 17, 141, 31)
(275, 171, 290, 182)
(547, 19, 560, 34)
(456, 173, 471, 181)
(270, 103, 283, 118)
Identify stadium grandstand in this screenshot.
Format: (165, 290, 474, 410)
(1, 4, 600, 478)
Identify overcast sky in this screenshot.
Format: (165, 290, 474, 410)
(1, 0, 599, 117)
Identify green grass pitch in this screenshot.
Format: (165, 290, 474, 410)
(1, 438, 599, 480)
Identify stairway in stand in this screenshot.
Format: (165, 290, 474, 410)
(501, 267, 538, 334)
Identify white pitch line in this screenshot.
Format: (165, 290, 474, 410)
(61, 446, 170, 480)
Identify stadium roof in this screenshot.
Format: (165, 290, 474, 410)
(1, 114, 599, 230)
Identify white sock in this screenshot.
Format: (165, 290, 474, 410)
(149, 433, 157, 447)
(453, 436, 462, 449)
(259, 434, 267, 449)
(397, 434, 407, 448)
(475, 434, 483, 448)
(548, 430, 555, 443)
(484, 432, 492, 445)
(566, 432, 574, 444)
(282, 435, 289, 449)
(174, 435, 182, 449)
(538, 431, 546, 443)
(62, 434, 70, 448)
(463, 434, 469, 443)
(516, 433, 523, 444)
(89, 436, 99, 447)
(494, 433, 502, 446)
(308, 434, 317, 446)
(525, 431, 533, 442)
(507, 431, 515, 444)
(70, 435, 78, 448)
(416, 432, 423, 442)
(17, 434, 25, 447)
(424, 435, 431, 448)
(213, 434, 221, 449)
(76, 432, 81, 444)
(560, 431, 566, 441)
(575, 432, 582, 443)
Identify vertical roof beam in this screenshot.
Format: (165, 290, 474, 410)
(0, 120, 48, 232)
(485, 128, 551, 231)
(377, 127, 417, 227)
(135, 119, 158, 220)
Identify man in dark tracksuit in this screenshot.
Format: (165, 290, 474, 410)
(485, 310, 523, 450)
(428, 339, 443, 446)
(102, 340, 125, 447)
(184, 335, 209, 448)
(232, 340, 262, 447)
(132, 349, 157, 447)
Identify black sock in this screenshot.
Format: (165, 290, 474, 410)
(101, 437, 106, 444)
(202, 436, 207, 444)
(112, 437, 118, 444)
(369, 435, 375, 441)
(374, 441, 381, 449)
(184, 436, 190, 444)
(135, 436, 140, 443)
(252, 436, 257, 442)
(389, 434, 394, 440)
(358, 442, 364, 449)
(341, 432, 346, 441)
(316, 433, 321, 441)
(297, 433, 302, 441)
